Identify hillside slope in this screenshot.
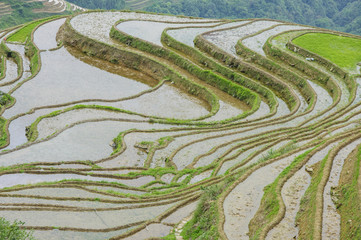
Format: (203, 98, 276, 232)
(0, 0, 84, 30)
(48, 0, 361, 35)
(145, 0, 361, 35)
(66, 0, 126, 10)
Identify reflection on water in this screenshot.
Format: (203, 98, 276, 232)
(0, 58, 17, 85)
(0, 203, 173, 229)
(3, 187, 122, 200)
(0, 172, 155, 189)
(242, 25, 311, 56)
(2, 10, 358, 240)
(3, 48, 151, 119)
(123, 223, 172, 240)
(117, 83, 209, 119)
(224, 151, 302, 240)
(204, 21, 279, 56)
(168, 21, 248, 47)
(71, 12, 218, 45)
(0, 121, 170, 167)
(32, 228, 133, 240)
(34, 18, 66, 51)
(117, 21, 186, 46)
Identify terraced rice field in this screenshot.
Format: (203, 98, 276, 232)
(0, 2, 12, 17)
(33, 0, 85, 13)
(0, 10, 361, 240)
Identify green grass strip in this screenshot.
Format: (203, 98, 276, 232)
(0, 118, 8, 148)
(0, 92, 14, 148)
(26, 40, 39, 75)
(162, 29, 277, 113)
(110, 26, 260, 117)
(0, 55, 5, 80)
(293, 33, 361, 70)
(333, 145, 361, 239)
(181, 184, 223, 239)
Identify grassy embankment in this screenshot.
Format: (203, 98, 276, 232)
(333, 144, 361, 239)
(0, 54, 5, 80)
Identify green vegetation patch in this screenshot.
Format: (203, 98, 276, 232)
(0, 92, 12, 107)
(0, 92, 13, 148)
(293, 33, 361, 70)
(181, 184, 222, 239)
(0, 117, 8, 148)
(0, 56, 5, 80)
(0, 217, 34, 240)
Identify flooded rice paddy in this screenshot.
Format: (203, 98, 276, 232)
(0, 10, 360, 240)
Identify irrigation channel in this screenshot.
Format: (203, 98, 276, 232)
(0, 11, 360, 240)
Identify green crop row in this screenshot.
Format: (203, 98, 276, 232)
(193, 34, 298, 110)
(334, 144, 361, 239)
(0, 54, 5, 80)
(161, 27, 278, 114)
(110, 24, 260, 119)
(235, 36, 315, 108)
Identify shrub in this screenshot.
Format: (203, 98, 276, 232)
(0, 92, 11, 107)
(0, 217, 35, 240)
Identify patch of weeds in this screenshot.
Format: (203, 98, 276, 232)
(0, 117, 8, 148)
(162, 233, 176, 240)
(0, 92, 12, 107)
(258, 142, 298, 163)
(181, 184, 223, 240)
